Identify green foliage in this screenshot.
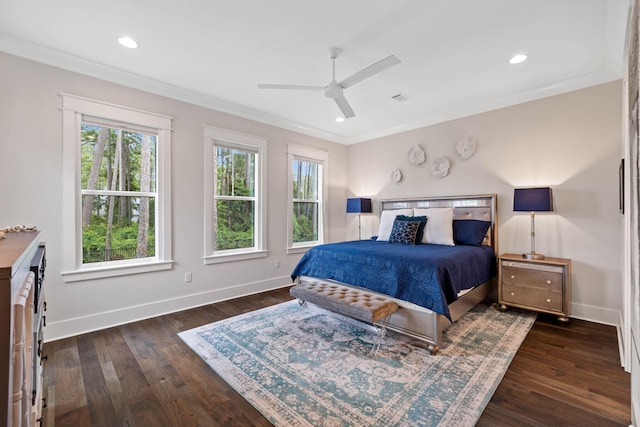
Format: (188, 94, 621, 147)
(292, 159, 319, 243)
(293, 202, 318, 243)
(82, 214, 155, 262)
(80, 123, 157, 263)
(215, 147, 256, 250)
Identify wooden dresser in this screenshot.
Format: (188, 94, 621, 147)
(498, 253, 571, 323)
(0, 232, 46, 426)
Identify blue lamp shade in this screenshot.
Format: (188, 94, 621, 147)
(346, 198, 372, 214)
(513, 187, 553, 212)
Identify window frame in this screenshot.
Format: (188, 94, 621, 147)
(61, 93, 173, 282)
(286, 144, 328, 254)
(203, 125, 267, 264)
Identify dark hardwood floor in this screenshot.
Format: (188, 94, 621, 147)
(42, 288, 631, 426)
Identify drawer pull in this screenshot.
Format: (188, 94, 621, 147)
(510, 292, 515, 296)
(546, 298, 552, 303)
(546, 280, 552, 285)
(510, 275, 515, 279)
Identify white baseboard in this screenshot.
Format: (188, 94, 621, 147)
(570, 301, 621, 327)
(45, 275, 293, 342)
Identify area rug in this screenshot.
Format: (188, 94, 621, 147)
(178, 300, 536, 426)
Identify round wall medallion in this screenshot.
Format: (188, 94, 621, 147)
(456, 137, 477, 159)
(391, 168, 403, 183)
(408, 145, 426, 165)
(430, 157, 450, 178)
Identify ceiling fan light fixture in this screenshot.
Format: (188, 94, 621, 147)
(117, 36, 138, 49)
(257, 47, 400, 120)
(509, 53, 528, 64)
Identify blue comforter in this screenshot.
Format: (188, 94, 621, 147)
(291, 240, 495, 320)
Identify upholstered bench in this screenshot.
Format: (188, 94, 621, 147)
(290, 280, 398, 356)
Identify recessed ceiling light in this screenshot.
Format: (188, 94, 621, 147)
(509, 54, 528, 64)
(117, 36, 138, 49)
(335, 117, 345, 122)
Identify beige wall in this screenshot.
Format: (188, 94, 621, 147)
(347, 81, 623, 325)
(0, 52, 348, 340)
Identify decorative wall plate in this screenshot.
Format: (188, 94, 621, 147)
(430, 157, 450, 178)
(456, 137, 477, 159)
(391, 168, 403, 183)
(408, 145, 426, 165)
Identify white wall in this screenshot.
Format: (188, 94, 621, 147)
(347, 81, 623, 325)
(0, 52, 348, 340)
(0, 50, 624, 337)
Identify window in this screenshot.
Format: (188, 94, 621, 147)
(204, 126, 267, 263)
(61, 94, 173, 282)
(287, 145, 328, 253)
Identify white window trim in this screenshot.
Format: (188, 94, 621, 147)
(203, 125, 268, 264)
(286, 144, 328, 254)
(60, 93, 173, 282)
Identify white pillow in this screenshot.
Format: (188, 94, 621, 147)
(376, 209, 413, 241)
(414, 207, 454, 246)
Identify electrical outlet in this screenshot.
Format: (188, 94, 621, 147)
(275, 260, 280, 268)
(184, 272, 192, 283)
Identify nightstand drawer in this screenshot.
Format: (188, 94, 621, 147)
(502, 266, 563, 291)
(502, 283, 563, 312)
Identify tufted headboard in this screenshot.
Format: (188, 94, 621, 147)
(379, 194, 498, 254)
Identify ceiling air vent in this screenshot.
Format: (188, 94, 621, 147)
(392, 93, 409, 102)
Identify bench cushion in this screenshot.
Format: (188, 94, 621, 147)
(290, 280, 398, 324)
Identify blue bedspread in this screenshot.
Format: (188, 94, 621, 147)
(291, 240, 495, 320)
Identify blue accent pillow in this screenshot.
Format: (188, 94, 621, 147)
(453, 220, 491, 246)
(395, 215, 427, 243)
(388, 219, 421, 245)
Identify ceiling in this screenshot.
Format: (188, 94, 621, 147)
(0, 0, 630, 145)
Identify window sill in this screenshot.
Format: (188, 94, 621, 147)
(286, 244, 319, 255)
(62, 260, 174, 283)
(204, 250, 268, 264)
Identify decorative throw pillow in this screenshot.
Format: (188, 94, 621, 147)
(388, 219, 421, 245)
(453, 220, 491, 246)
(395, 215, 427, 243)
(413, 207, 455, 246)
(376, 209, 413, 241)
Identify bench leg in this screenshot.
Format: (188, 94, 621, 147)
(370, 314, 393, 357)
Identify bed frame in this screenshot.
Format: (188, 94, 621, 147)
(297, 193, 498, 354)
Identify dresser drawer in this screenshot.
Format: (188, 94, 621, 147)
(502, 266, 563, 291)
(501, 283, 563, 312)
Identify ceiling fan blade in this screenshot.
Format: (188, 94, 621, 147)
(257, 83, 325, 91)
(338, 55, 401, 89)
(334, 96, 355, 118)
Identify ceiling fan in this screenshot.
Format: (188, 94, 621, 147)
(257, 47, 401, 119)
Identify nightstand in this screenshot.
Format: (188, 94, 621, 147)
(498, 253, 571, 323)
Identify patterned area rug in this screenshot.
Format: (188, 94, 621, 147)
(179, 300, 536, 426)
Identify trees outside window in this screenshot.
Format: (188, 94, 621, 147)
(292, 159, 319, 243)
(287, 145, 327, 253)
(80, 122, 157, 263)
(61, 94, 172, 282)
(214, 146, 256, 251)
(204, 126, 267, 264)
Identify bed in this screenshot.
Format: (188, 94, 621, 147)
(291, 194, 498, 354)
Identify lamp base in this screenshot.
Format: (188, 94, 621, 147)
(522, 253, 545, 260)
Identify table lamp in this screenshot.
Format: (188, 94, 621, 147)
(347, 198, 372, 240)
(513, 187, 553, 260)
